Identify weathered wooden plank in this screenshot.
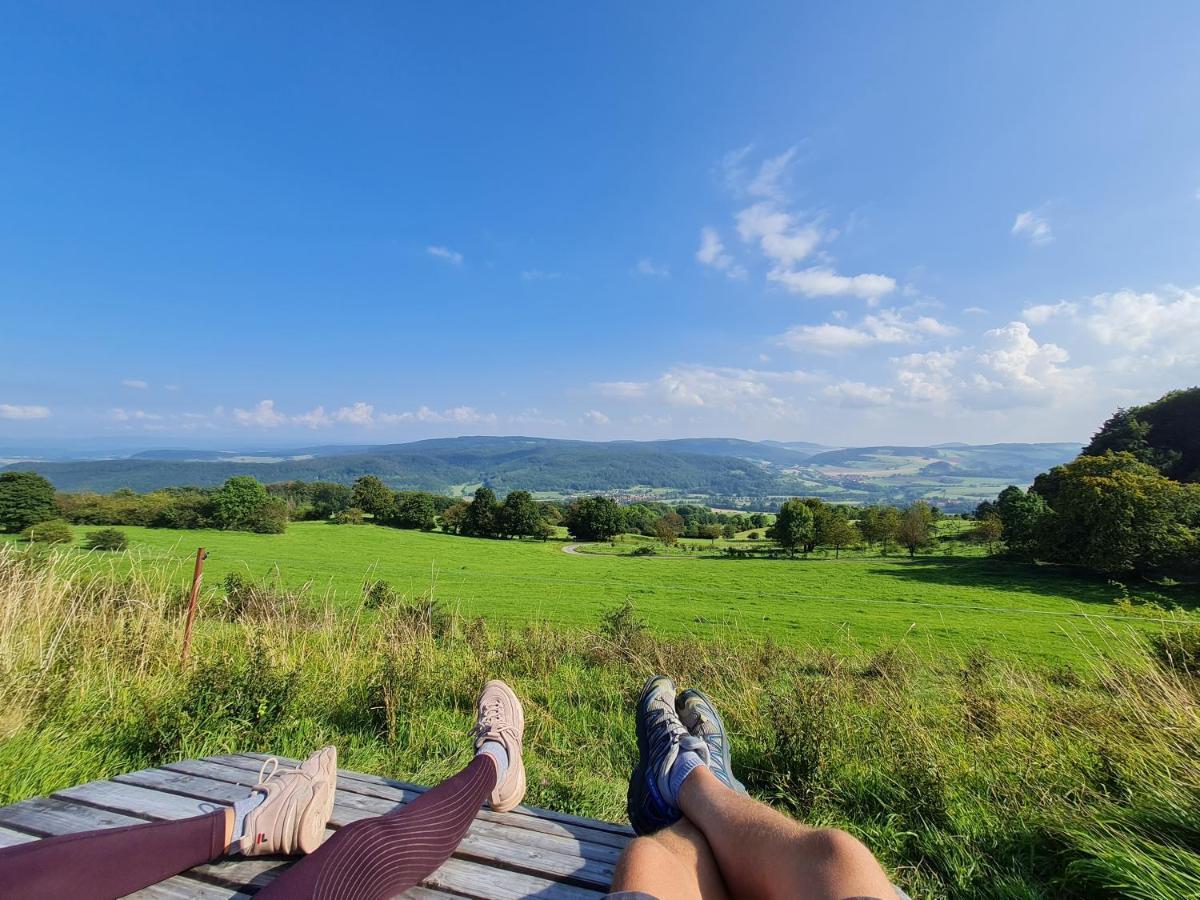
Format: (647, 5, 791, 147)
(0, 824, 37, 847)
(54, 779, 221, 821)
(161, 759, 624, 866)
(237, 752, 636, 837)
(0, 794, 146, 836)
(125, 876, 253, 899)
(422, 856, 605, 900)
(126, 763, 615, 889)
(208, 754, 631, 850)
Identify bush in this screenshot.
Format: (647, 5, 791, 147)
(363, 579, 397, 610)
(24, 519, 73, 544)
(334, 507, 366, 525)
(629, 545, 655, 557)
(83, 528, 128, 551)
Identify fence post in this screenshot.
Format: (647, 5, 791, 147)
(181, 547, 207, 665)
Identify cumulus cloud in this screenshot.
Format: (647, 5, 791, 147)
(768, 266, 897, 301)
(1083, 288, 1200, 359)
(0, 404, 50, 420)
(823, 381, 893, 407)
(583, 409, 610, 425)
(427, 245, 464, 265)
(232, 400, 288, 427)
(1021, 300, 1078, 324)
(292, 406, 333, 429)
(696, 227, 746, 279)
(774, 309, 955, 353)
(735, 203, 822, 268)
(121, 379, 149, 389)
(1012, 210, 1053, 246)
(595, 365, 819, 422)
(635, 258, 670, 278)
(333, 402, 375, 425)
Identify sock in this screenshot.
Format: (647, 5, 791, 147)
(667, 751, 706, 805)
(476, 741, 508, 784)
(230, 791, 266, 848)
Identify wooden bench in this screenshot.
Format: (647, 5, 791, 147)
(0, 753, 634, 899)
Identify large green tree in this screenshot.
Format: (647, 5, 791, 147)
(768, 498, 815, 557)
(391, 492, 437, 530)
(351, 476, 396, 521)
(463, 486, 499, 536)
(211, 476, 270, 530)
(1037, 452, 1195, 573)
(896, 502, 934, 557)
(994, 486, 1050, 557)
(563, 495, 624, 542)
(1082, 387, 1200, 483)
(498, 490, 542, 538)
(0, 471, 57, 533)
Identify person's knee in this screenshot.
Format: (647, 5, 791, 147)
(804, 827, 875, 868)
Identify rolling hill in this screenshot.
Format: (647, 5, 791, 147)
(2, 436, 1081, 509)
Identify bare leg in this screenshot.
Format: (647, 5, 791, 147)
(609, 818, 730, 900)
(677, 767, 894, 900)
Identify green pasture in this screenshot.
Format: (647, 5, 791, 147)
(14, 521, 1191, 667)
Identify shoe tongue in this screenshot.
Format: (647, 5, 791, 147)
(680, 733, 711, 764)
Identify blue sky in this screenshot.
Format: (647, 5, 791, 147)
(2, 2, 1199, 450)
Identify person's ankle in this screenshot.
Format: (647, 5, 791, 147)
(667, 750, 707, 806)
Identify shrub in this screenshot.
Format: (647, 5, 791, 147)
(629, 545, 655, 557)
(334, 507, 365, 525)
(83, 528, 128, 551)
(363, 579, 397, 610)
(599, 598, 645, 646)
(24, 519, 73, 544)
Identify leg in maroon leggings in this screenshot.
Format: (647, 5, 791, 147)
(259, 754, 497, 900)
(0, 808, 228, 899)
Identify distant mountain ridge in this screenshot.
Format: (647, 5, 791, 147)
(3, 436, 1081, 510)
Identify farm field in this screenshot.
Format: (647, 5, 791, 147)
(13, 521, 1190, 667)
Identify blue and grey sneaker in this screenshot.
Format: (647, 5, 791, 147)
(676, 688, 747, 794)
(626, 675, 710, 835)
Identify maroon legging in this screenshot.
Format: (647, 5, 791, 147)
(0, 755, 497, 900)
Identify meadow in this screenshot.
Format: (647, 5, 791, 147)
(0, 543, 1196, 899)
(5, 520, 1193, 666)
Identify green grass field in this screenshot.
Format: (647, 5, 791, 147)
(14, 521, 1193, 667)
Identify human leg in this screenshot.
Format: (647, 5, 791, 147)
(259, 679, 525, 900)
(0, 746, 337, 900)
(608, 818, 730, 900)
(678, 766, 894, 900)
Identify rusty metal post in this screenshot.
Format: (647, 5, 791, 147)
(181, 547, 207, 665)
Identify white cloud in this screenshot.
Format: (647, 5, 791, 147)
(521, 269, 561, 281)
(635, 258, 670, 278)
(747, 147, 798, 200)
(598, 365, 818, 422)
(121, 379, 148, 390)
(1021, 300, 1078, 324)
(768, 266, 897, 301)
(109, 408, 162, 422)
(963, 306, 988, 315)
(1083, 288, 1200, 359)
(775, 309, 956, 354)
(1011, 210, 1053, 246)
(583, 409, 610, 425)
(232, 400, 288, 427)
(379, 405, 497, 425)
(696, 227, 746, 279)
(0, 404, 50, 420)
(735, 203, 822, 268)
(427, 245, 464, 265)
(824, 381, 893, 407)
(293, 406, 333, 429)
(333, 402, 375, 425)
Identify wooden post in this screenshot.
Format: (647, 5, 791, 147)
(181, 548, 207, 665)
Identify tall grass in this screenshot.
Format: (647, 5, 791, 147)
(0, 544, 1197, 899)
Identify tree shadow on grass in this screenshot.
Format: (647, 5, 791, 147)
(864, 555, 1200, 612)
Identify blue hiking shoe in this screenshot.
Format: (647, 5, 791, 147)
(626, 675, 709, 835)
(676, 688, 747, 794)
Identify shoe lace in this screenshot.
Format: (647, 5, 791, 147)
(255, 756, 301, 787)
(473, 697, 518, 742)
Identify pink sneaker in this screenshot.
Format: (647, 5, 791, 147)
(241, 746, 337, 856)
(473, 680, 526, 812)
